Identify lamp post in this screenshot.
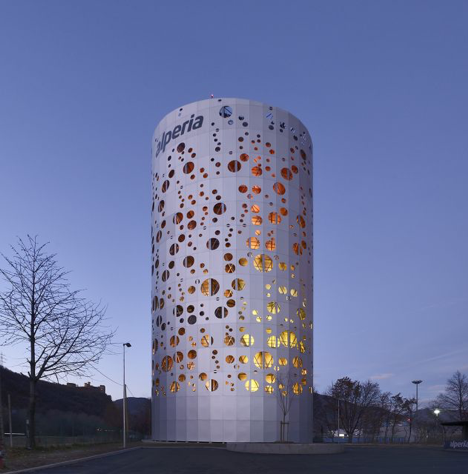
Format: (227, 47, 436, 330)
(411, 380, 422, 443)
(412, 380, 422, 413)
(123, 342, 131, 448)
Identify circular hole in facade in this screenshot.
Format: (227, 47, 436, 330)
(252, 166, 262, 177)
(188, 350, 197, 359)
(173, 212, 183, 224)
(161, 180, 170, 192)
(268, 212, 281, 224)
(207, 238, 220, 250)
(161, 356, 173, 372)
(183, 162, 195, 174)
(246, 237, 260, 249)
(205, 379, 219, 391)
(231, 278, 246, 291)
(215, 307, 229, 319)
(225, 263, 235, 273)
(228, 160, 242, 172)
(273, 182, 286, 195)
(213, 202, 227, 215)
(201, 278, 220, 296)
(240, 334, 254, 347)
(188, 315, 197, 325)
(245, 379, 259, 392)
(219, 106, 233, 118)
(281, 168, 293, 180)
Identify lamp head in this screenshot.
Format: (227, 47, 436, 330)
(124, 342, 132, 348)
(412, 380, 423, 385)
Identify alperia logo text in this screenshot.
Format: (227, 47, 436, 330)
(155, 115, 204, 158)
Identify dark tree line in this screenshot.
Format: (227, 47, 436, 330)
(315, 370, 468, 443)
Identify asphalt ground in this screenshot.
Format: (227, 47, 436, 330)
(25, 445, 468, 474)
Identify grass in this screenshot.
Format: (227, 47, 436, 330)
(0, 441, 142, 472)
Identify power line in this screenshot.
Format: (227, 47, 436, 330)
(126, 385, 136, 397)
(89, 363, 122, 387)
(89, 363, 138, 398)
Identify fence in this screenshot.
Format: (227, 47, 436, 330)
(5, 433, 123, 448)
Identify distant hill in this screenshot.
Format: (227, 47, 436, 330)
(114, 397, 150, 415)
(114, 397, 151, 435)
(0, 365, 114, 417)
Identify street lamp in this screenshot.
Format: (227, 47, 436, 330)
(123, 342, 131, 448)
(433, 408, 445, 443)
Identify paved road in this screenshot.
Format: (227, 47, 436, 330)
(29, 446, 468, 474)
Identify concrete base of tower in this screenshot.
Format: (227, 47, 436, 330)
(226, 442, 345, 455)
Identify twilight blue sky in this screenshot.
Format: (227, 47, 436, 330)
(0, 0, 467, 404)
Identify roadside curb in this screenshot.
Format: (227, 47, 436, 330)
(4, 446, 141, 473)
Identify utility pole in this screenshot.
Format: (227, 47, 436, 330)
(123, 343, 131, 449)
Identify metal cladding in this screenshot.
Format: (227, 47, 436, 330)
(151, 98, 313, 442)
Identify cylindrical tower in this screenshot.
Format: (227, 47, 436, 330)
(151, 98, 313, 443)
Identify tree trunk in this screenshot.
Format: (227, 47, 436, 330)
(28, 379, 36, 449)
(280, 413, 286, 442)
(29, 287, 36, 450)
(0, 367, 4, 454)
(391, 421, 397, 443)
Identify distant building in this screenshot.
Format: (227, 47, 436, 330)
(83, 382, 106, 393)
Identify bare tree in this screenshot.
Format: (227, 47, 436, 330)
(361, 391, 391, 442)
(436, 371, 468, 421)
(378, 391, 393, 442)
(0, 236, 114, 448)
(388, 393, 406, 442)
(404, 397, 416, 443)
(276, 372, 298, 442)
(327, 377, 381, 443)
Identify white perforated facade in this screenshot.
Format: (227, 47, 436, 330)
(151, 98, 313, 442)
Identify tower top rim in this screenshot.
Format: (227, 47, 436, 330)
(153, 97, 311, 139)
